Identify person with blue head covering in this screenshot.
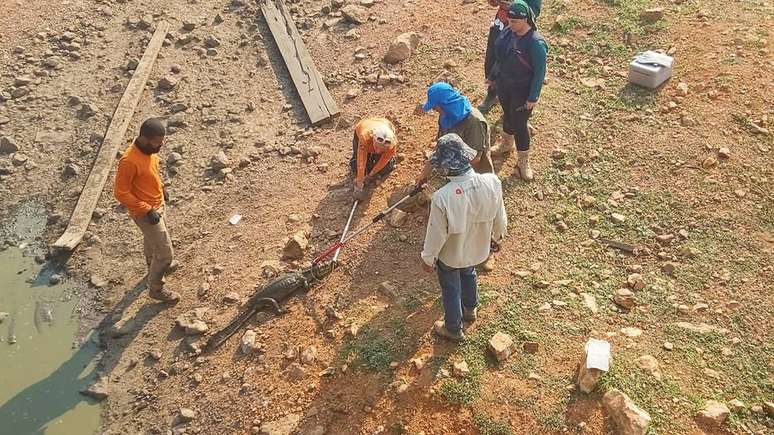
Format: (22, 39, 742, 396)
(420, 134, 508, 341)
(415, 82, 493, 185)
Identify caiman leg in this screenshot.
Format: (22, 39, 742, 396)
(254, 297, 283, 315)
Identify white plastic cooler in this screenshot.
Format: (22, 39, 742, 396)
(628, 51, 674, 89)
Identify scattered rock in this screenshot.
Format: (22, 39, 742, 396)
(210, 150, 230, 171)
(241, 330, 261, 354)
(620, 327, 643, 338)
(661, 262, 677, 276)
(49, 274, 63, 285)
(663, 342, 674, 351)
(718, 147, 731, 159)
(287, 363, 306, 381)
(701, 156, 717, 169)
(636, 355, 662, 380)
(577, 348, 608, 394)
(77, 103, 98, 119)
(90, 274, 108, 288)
(204, 35, 221, 48)
(640, 8, 665, 22)
(0, 312, 8, 323)
(603, 389, 652, 435)
(223, 292, 240, 304)
(341, 5, 369, 24)
(158, 75, 178, 91)
(258, 413, 301, 435)
(696, 401, 729, 428)
(728, 399, 746, 412)
(610, 213, 626, 224)
(452, 361, 469, 377)
(378, 281, 398, 299)
(627, 274, 645, 291)
(63, 163, 80, 178)
(300, 346, 317, 365)
(0, 136, 19, 154)
(384, 32, 421, 64)
(178, 408, 197, 423)
(387, 209, 408, 227)
(763, 401, 774, 417)
(175, 308, 209, 335)
(79, 378, 109, 400)
(613, 289, 636, 310)
(283, 232, 308, 260)
(580, 293, 599, 314)
(488, 332, 516, 362)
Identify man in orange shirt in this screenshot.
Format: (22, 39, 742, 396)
(114, 118, 180, 303)
(350, 117, 397, 201)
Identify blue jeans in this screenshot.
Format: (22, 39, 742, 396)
(436, 260, 479, 333)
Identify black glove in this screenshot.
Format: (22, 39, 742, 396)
(145, 209, 161, 225)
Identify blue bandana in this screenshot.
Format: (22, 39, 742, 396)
(422, 82, 473, 130)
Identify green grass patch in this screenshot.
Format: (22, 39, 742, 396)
(474, 413, 513, 435)
(341, 321, 407, 372)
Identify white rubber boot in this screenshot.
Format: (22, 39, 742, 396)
(490, 134, 515, 157)
(516, 150, 534, 181)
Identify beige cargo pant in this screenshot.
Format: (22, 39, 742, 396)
(131, 205, 174, 293)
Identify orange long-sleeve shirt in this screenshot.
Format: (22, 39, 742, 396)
(354, 117, 397, 184)
(113, 143, 164, 218)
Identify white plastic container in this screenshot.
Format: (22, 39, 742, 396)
(628, 51, 674, 89)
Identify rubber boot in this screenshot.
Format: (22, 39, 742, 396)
(516, 150, 534, 181)
(478, 87, 498, 114)
(490, 134, 515, 157)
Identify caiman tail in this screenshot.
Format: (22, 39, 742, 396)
(203, 303, 263, 353)
(203, 261, 336, 353)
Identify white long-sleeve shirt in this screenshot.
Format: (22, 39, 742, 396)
(421, 170, 508, 268)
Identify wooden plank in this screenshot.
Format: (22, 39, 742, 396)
(54, 22, 170, 250)
(260, 0, 339, 124)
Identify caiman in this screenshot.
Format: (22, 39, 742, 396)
(204, 260, 336, 352)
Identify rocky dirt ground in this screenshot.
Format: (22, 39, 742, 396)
(1, 0, 772, 434)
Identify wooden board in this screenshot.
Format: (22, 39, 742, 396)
(54, 22, 170, 250)
(260, 0, 339, 124)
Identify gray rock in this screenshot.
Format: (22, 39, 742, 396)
(603, 389, 651, 435)
(300, 346, 317, 365)
(14, 76, 33, 86)
(178, 408, 197, 423)
(241, 330, 261, 354)
(158, 75, 178, 91)
(79, 378, 109, 400)
(90, 274, 108, 288)
(0, 312, 9, 323)
(126, 58, 140, 70)
(259, 413, 301, 435)
(210, 151, 230, 171)
(12, 153, 29, 166)
(204, 35, 221, 48)
(488, 332, 515, 362)
(384, 32, 421, 64)
(63, 163, 80, 178)
(167, 152, 183, 165)
(341, 5, 369, 24)
(282, 232, 308, 260)
(0, 136, 19, 154)
(49, 274, 63, 285)
(10, 87, 30, 99)
(696, 400, 729, 428)
(77, 103, 98, 119)
(175, 308, 209, 335)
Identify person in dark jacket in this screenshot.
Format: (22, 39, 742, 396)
(479, 0, 542, 114)
(487, 0, 548, 181)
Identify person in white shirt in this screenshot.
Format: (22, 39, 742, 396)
(420, 134, 508, 341)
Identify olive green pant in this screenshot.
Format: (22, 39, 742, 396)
(131, 205, 174, 292)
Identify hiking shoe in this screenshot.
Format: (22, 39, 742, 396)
(516, 150, 534, 181)
(164, 260, 180, 276)
(434, 320, 465, 342)
(149, 288, 181, 303)
(463, 306, 478, 322)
